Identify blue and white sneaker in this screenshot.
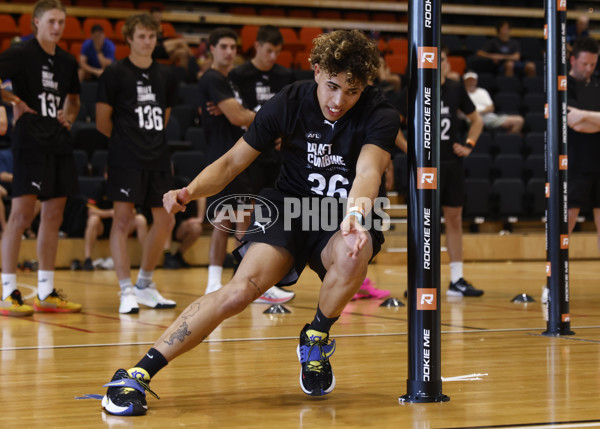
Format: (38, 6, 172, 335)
(297, 323, 336, 396)
(102, 369, 158, 416)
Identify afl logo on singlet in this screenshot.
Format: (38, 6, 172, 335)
(306, 132, 321, 140)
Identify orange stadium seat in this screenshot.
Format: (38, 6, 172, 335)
(18, 13, 33, 37)
(70, 41, 83, 58)
(61, 16, 84, 42)
(240, 25, 259, 53)
(74, 0, 104, 6)
(288, 9, 313, 18)
(228, 7, 256, 16)
(384, 53, 408, 74)
(1, 38, 12, 53)
(113, 19, 125, 41)
(315, 10, 341, 20)
(160, 22, 178, 39)
(275, 50, 293, 68)
(105, 0, 134, 8)
(387, 37, 408, 56)
(448, 55, 467, 75)
(114, 43, 129, 60)
(299, 27, 322, 50)
(260, 8, 286, 17)
(294, 50, 312, 71)
(0, 15, 19, 39)
(83, 18, 114, 39)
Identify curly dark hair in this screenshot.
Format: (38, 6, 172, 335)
(309, 30, 380, 86)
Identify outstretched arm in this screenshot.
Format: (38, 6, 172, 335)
(341, 144, 391, 258)
(163, 137, 260, 213)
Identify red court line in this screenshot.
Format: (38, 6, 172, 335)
(82, 311, 170, 329)
(24, 317, 95, 333)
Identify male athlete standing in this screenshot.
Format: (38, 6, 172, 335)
(439, 49, 484, 296)
(101, 29, 399, 415)
(0, 0, 82, 316)
(96, 13, 177, 314)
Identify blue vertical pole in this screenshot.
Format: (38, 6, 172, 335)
(543, 0, 574, 336)
(401, 0, 448, 404)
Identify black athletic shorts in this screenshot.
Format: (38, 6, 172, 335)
(440, 159, 465, 207)
(107, 167, 173, 208)
(12, 150, 79, 199)
(569, 173, 600, 210)
(233, 188, 384, 286)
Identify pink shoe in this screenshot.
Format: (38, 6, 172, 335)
(352, 278, 391, 301)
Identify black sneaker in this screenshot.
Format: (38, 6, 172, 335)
(174, 252, 190, 268)
(83, 257, 94, 271)
(447, 278, 484, 297)
(102, 369, 159, 416)
(297, 323, 336, 396)
(162, 252, 182, 269)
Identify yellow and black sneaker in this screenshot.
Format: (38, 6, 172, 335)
(0, 289, 34, 317)
(34, 289, 82, 313)
(102, 368, 158, 416)
(297, 323, 336, 396)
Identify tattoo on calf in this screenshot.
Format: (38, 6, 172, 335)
(164, 321, 191, 346)
(182, 303, 201, 320)
(249, 278, 261, 297)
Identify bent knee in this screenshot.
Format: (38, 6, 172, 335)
(219, 280, 257, 316)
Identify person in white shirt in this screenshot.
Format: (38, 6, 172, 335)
(463, 71, 524, 134)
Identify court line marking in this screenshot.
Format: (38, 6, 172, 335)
(2, 326, 600, 352)
(442, 373, 488, 382)
(441, 421, 600, 429)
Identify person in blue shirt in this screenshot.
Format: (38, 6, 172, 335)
(78, 24, 115, 81)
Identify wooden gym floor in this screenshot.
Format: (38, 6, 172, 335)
(1, 260, 600, 428)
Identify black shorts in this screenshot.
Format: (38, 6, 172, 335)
(233, 188, 384, 286)
(12, 150, 79, 199)
(569, 173, 600, 210)
(440, 160, 465, 207)
(107, 167, 174, 208)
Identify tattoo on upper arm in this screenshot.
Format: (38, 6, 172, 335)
(164, 321, 191, 346)
(181, 303, 201, 319)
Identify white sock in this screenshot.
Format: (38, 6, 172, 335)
(449, 262, 463, 284)
(38, 270, 55, 300)
(119, 278, 133, 290)
(136, 269, 153, 289)
(207, 265, 223, 289)
(2, 273, 17, 300)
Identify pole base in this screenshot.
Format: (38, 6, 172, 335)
(511, 293, 535, 303)
(263, 304, 291, 314)
(380, 297, 405, 307)
(542, 329, 575, 336)
(399, 393, 450, 404)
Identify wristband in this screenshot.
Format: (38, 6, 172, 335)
(343, 211, 364, 225)
(465, 138, 476, 149)
(347, 206, 365, 217)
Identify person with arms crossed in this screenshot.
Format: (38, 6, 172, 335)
(228, 25, 296, 304)
(566, 38, 600, 254)
(197, 28, 256, 296)
(0, 0, 82, 317)
(96, 13, 177, 314)
(100, 29, 400, 415)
